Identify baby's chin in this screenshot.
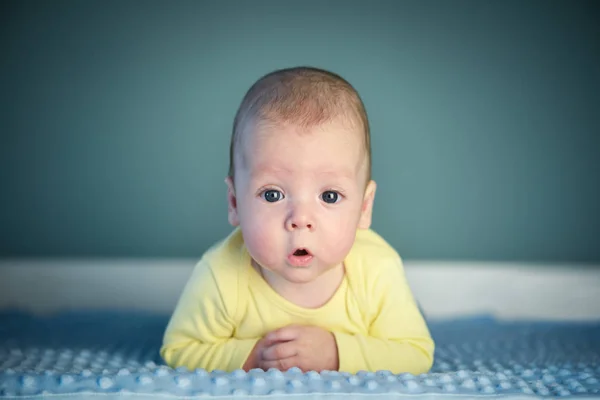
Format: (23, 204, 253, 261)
(255, 259, 343, 281)
(276, 272, 328, 287)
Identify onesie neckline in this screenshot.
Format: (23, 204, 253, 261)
(243, 250, 350, 316)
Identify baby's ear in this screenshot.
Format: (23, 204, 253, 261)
(358, 180, 376, 229)
(225, 176, 240, 227)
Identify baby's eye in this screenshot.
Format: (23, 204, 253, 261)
(321, 190, 340, 204)
(262, 189, 284, 203)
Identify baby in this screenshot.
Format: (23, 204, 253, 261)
(160, 66, 434, 374)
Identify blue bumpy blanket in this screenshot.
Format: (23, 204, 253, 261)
(0, 310, 599, 399)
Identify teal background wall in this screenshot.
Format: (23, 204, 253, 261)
(1, 0, 598, 262)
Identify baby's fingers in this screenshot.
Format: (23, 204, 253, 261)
(262, 341, 298, 361)
(266, 324, 302, 343)
(259, 355, 300, 372)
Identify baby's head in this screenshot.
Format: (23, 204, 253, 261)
(228, 66, 372, 186)
(225, 67, 377, 284)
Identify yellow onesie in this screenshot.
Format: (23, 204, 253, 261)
(161, 228, 434, 374)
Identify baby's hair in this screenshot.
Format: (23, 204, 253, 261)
(228, 66, 371, 183)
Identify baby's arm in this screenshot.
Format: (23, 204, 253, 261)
(333, 260, 434, 375)
(160, 262, 258, 372)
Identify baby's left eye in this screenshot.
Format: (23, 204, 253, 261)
(321, 191, 340, 204)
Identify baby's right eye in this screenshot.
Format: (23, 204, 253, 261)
(262, 189, 284, 203)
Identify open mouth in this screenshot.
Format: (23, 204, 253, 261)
(288, 248, 313, 267)
(293, 248, 310, 256)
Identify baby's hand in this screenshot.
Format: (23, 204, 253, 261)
(242, 334, 274, 371)
(258, 324, 339, 372)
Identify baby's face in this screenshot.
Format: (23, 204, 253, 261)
(226, 119, 375, 285)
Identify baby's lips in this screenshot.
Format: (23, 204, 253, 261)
(287, 249, 314, 267)
(290, 247, 312, 257)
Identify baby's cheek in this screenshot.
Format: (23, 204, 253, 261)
(325, 216, 359, 260)
(331, 232, 355, 261)
(243, 225, 278, 266)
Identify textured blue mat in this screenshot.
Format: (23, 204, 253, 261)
(1, 310, 599, 399)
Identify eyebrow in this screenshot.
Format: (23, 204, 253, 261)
(250, 165, 292, 177)
(315, 169, 357, 181)
(251, 165, 357, 181)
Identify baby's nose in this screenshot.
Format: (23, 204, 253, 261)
(285, 208, 315, 231)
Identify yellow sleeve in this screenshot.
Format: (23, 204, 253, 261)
(160, 259, 258, 372)
(333, 257, 434, 375)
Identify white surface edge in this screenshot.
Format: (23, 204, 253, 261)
(1, 259, 599, 321)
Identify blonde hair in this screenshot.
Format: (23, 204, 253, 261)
(228, 66, 371, 182)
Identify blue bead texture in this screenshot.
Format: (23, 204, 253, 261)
(0, 311, 599, 398)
